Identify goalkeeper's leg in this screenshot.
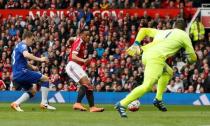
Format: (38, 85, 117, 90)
(119, 61, 164, 107)
(155, 64, 173, 101)
(154, 64, 173, 111)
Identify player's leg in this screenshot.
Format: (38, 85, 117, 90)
(79, 76, 104, 112)
(65, 61, 87, 111)
(11, 82, 36, 112)
(115, 61, 164, 117)
(15, 69, 55, 110)
(155, 64, 173, 100)
(39, 75, 56, 110)
(74, 85, 87, 111)
(11, 69, 42, 112)
(77, 85, 86, 103)
(66, 61, 104, 112)
(154, 64, 173, 111)
(120, 62, 164, 107)
(79, 77, 94, 107)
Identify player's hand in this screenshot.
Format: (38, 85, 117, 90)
(83, 59, 91, 64)
(32, 66, 39, 71)
(40, 57, 49, 63)
(126, 44, 142, 57)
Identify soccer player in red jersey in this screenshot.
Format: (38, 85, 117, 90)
(66, 30, 104, 112)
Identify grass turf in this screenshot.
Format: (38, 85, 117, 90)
(0, 103, 210, 126)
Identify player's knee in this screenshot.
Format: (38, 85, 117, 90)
(167, 72, 173, 79)
(79, 76, 89, 83)
(82, 82, 94, 90)
(83, 83, 93, 90)
(83, 81, 91, 86)
(80, 78, 90, 85)
(142, 79, 157, 91)
(164, 65, 173, 77)
(80, 77, 93, 90)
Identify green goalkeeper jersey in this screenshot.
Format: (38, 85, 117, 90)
(135, 28, 197, 64)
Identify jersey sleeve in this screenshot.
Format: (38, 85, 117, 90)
(135, 28, 159, 44)
(19, 43, 28, 54)
(183, 35, 197, 64)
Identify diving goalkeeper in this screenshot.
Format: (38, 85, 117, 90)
(115, 20, 197, 118)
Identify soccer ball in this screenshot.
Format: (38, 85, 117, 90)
(128, 100, 140, 112)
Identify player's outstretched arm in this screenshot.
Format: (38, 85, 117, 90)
(23, 51, 48, 62)
(126, 28, 158, 56)
(135, 28, 158, 44)
(27, 63, 39, 71)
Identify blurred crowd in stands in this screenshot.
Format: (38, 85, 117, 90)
(0, 0, 210, 93)
(0, 0, 206, 9)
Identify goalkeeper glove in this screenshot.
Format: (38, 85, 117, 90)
(126, 41, 142, 56)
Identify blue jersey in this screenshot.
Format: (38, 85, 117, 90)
(12, 42, 28, 78)
(12, 41, 42, 90)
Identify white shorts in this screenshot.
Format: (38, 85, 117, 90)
(65, 61, 88, 83)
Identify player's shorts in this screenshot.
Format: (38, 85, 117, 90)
(142, 51, 165, 65)
(13, 69, 42, 91)
(65, 61, 88, 83)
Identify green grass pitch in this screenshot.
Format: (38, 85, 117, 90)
(0, 103, 210, 126)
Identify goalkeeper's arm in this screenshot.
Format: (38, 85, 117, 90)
(183, 36, 197, 64)
(134, 28, 158, 45)
(126, 28, 158, 56)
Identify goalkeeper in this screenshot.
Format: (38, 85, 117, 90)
(115, 20, 197, 118)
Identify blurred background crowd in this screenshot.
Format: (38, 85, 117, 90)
(0, 0, 210, 93)
(0, 0, 208, 9)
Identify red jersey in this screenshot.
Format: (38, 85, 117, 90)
(69, 37, 86, 66)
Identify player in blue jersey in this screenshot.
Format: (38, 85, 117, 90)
(11, 31, 56, 112)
